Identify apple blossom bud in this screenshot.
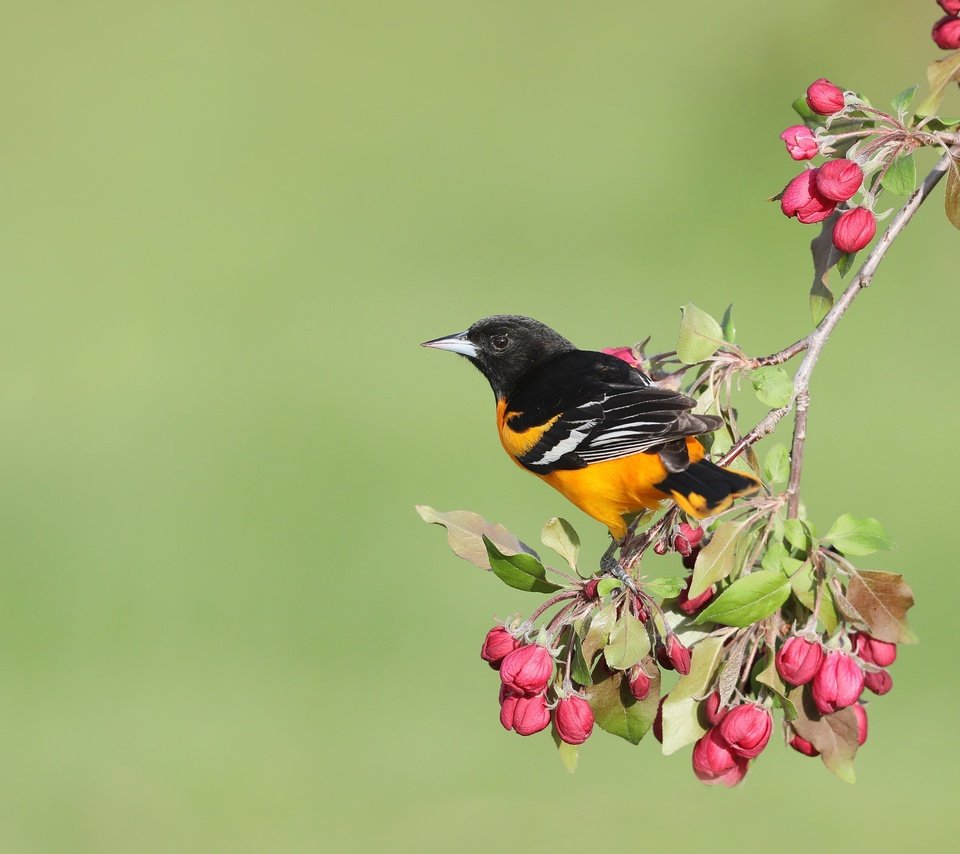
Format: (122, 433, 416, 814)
(481, 626, 519, 669)
(853, 633, 897, 667)
(812, 650, 865, 714)
(806, 78, 845, 115)
(499, 685, 519, 730)
(674, 523, 704, 557)
(938, 0, 960, 15)
(776, 636, 824, 686)
(629, 666, 653, 701)
(719, 703, 773, 759)
(677, 577, 714, 616)
(852, 702, 868, 746)
(500, 644, 553, 696)
(511, 693, 551, 736)
(832, 207, 876, 253)
(863, 668, 893, 695)
(815, 159, 863, 202)
(665, 634, 691, 675)
(653, 540, 668, 555)
(681, 548, 699, 570)
(582, 578, 599, 600)
(601, 347, 642, 369)
(933, 15, 960, 49)
(781, 169, 837, 224)
(554, 695, 595, 744)
(789, 733, 820, 756)
(653, 696, 666, 743)
(692, 727, 749, 787)
(780, 124, 819, 161)
(632, 598, 649, 623)
(703, 691, 728, 726)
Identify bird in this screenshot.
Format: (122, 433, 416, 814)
(422, 315, 760, 540)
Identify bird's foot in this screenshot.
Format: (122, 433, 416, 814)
(600, 548, 638, 595)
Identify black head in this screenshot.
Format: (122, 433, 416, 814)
(422, 315, 576, 398)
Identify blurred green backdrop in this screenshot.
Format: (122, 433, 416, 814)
(1, 1, 957, 851)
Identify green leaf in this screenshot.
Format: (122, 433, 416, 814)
(416, 505, 539, 569)
(596, 577, 622, 598)
(695, 570, 791, 627)
(551, 729, 579, 773)
(570, 634, 592, 686)
(891, 84, 918, 118)
(603, 611, 651, 671)
(822, 513, 893, 556)
(881, 153, 916, 196)
(810, 213, 841, 325)
(482, 536, 562, 594)
(763, 444, 790, 485)
(676, 303, 724, 365)
(755, 648, 797, 721)
(580, 602, 618, 665)
(783, 519, 810, 553)
(645, 577, 685, 599)
(586, 665, 660, 745)
(836, 251, 857, 278)
(946, 158, 960, 231)
(789, 687, 859, 783)
(660, 636, 726, 755)
(689, 517, 756, 598)
(721, 304, 736, 344)
(751, 366, 793, 408)
(915, 53, 960, 117)
(541, 517, 580, 571)
(845, 569, 917, 644)
(761, 539, 789, 573)
(792, 95, 818, 124)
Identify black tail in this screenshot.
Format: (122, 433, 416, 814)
(655, 459, 761, 519)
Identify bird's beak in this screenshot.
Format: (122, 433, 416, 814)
(421, 331, 478, 358)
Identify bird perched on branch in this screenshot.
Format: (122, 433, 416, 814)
(423, 315, 759, 539)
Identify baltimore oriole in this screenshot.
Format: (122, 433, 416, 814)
(423, 315, 759, 539)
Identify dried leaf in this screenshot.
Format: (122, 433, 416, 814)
(946, 157, 960, 231)
(846, 569, 917, 644)
(915, 52, 960, 118)
(416, 505, 538, 569)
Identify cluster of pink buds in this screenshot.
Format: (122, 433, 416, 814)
(777, 78, 877, 254)
(691, 697, 773, 787)
(933, 1, 960, 50)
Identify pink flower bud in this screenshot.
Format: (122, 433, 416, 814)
(812, 650, 865, 714)
(674, 523, 704, 557)
(554, 695, 595, 744)
(781, 169, 837, 224)
(681, 547, 699, 570)
(852, 702, 868, 746)
(938, 0, 960, 15)
(653, 540, 668, 555)
(780, 125, 819, 161)
(703, 691, 728, 726)
(806, 78, 845, 115)
(632, 598, 649, 623)
(789, 733, 820, 756)
(933, 15, 960, 49)
(719, 703, 773, 759)
(601, 347, 642, 369)
(499, 686, 519, 731)
(511, 694, 551, 736)
(677, 577, 714, 616)
(629, 666, 653, 701)
(776, 636, 824, 686)
(665, 635, 691, 675)
(863, 668, 893, 695)
(815, 159, 863, 202)
(853, 633, 897, 667)
(653, 696, 666, 743)
(481, 626, 519, 670)
(499, 644, 553, 696)
(582, 578, 599, 600)
(832, 207, 876, 253)
(692, 727, 749, 787)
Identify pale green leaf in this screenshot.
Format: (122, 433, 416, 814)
(541, 517, 580, 570)
(661, 636, 726, 755)
(676, 303, 724, 364)
(751, 366, 793, 408)
(822, 513, 893, 556)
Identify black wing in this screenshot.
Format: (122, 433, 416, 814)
(505, 351, 721, 474)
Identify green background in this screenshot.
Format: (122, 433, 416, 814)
(1, 1, 956, 850)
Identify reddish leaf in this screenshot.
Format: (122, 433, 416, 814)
(845, 570, 917, 644)
(789, 687, 859, 783)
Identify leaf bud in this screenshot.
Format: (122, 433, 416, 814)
(481, 626, 519, 670)
(852, 702, 868, 746)
(692, 727, 749, 787)
(554, 695, 595, 744)
(933, 15, 960, 49)
(863, 668, 893, 696)
(812, 650, 865, 714)
(719, 702, 773, 759)
(775, 635, 824, 686)
(806, 78, 845, 115)
(499, 644, 554, 696)
(815, 158, 863, 202)
(781, 169, 837, 224)
(779, 124, 819, 161)
(832, 206, 876, 253)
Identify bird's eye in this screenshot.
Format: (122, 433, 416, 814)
(491, 334, 509, 351)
